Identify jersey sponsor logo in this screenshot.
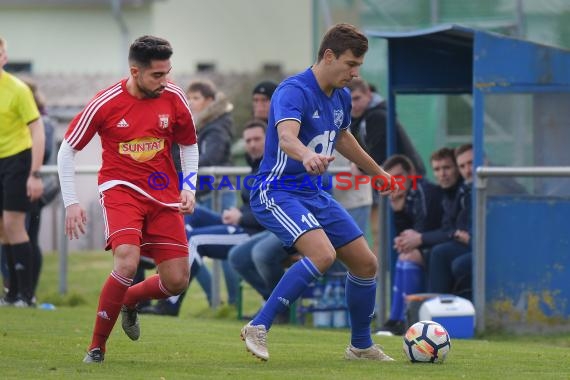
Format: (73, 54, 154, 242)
(116, 118, 130, 128)
(312, 110, 320, 119)
(119, 136, 165, 162)
(158, 114, 170, 129)
(307, 130, 336, 156)
(333, 109, 344, 129)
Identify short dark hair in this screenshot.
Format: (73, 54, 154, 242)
(128, 35, 172, 68)
(317, 23, 368, 62)
(455, 143, 473, 158)
(186, 79, 216, 100)
(347, 77, 370, 93)
(243, 118, 267, 132)
(430, 147, 456, 163)
(383, 154, 415, 173)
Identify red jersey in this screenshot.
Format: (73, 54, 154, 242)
(64, 80, 196, 204)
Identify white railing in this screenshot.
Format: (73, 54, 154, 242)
(43, 165, 368, 310)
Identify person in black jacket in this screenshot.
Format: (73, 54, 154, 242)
(143, 120, 267, 316)
(348, 78, 425, 176)
(186, 79, 235, 206)
(348, 78, 426, 258)
(427, 144, 473, 298)
(394, 148, 463, 258)
(376, 154, 443, 335)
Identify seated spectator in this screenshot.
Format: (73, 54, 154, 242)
(381, 148, 462, 332)
(430, 144, 527, 301)
(228, 230, 295, 323)
(143, 119, 267, 316)
(394, 147, 463, 265)
(428, 143, 473, 299)
(376, 154, 443, 335)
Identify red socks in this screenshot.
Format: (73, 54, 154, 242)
(122, 274, 173, 309)
(89, 271, 132, 352)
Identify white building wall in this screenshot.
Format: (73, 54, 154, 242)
(0, 6, 153, 74)
(152, 0, 313, 73)
(0, 0, 313, 74)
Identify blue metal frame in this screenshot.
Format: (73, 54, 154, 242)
(369, 24, 570, 329)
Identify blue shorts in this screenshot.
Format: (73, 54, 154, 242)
(250, 189, 363, 248)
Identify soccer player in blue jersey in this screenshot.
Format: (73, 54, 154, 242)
(241, 23, 398, 361)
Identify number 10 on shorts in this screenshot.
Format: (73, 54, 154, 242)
(301, 213, 320, 228)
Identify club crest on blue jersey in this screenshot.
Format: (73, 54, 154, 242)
(333, 109, 344, 129)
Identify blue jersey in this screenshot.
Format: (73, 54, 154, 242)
(250, 68, 361, 248)
(253, 68, 352, 195)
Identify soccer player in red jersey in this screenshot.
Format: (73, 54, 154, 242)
(57, 36, 198, 363)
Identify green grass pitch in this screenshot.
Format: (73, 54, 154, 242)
(0, 251, 569, 379)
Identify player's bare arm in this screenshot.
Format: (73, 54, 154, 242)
(335, 129, 395, 196)
(277, 119, 334, 175)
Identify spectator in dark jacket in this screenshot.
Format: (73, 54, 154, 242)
(186, 79, 234, 205)
(376, 154, 443, 335)
(427, 144, 473, 298)
(394, 148, 463, 258)
(143, 120, 267, 316)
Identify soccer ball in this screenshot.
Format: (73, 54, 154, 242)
(403, 320, 451, 363)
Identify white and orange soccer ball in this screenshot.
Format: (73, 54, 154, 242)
(403, 320, 451, 363)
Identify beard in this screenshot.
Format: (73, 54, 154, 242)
(136, 79, 164, 99)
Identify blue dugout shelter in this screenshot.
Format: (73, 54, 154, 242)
(369, 24, 570, 333)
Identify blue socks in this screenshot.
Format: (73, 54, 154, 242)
(389, 260, 424, 321)
(252, 257, 321, 330)
(346, 272, 376, 349)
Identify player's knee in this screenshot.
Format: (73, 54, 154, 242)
(361, 254, 378, 277)
(312, 250, 336, 272)
(113, 258, 139, 279)
(114, 262, 138, 279)
(322, 252, 336, 268)
(164, 271, 190, 295)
